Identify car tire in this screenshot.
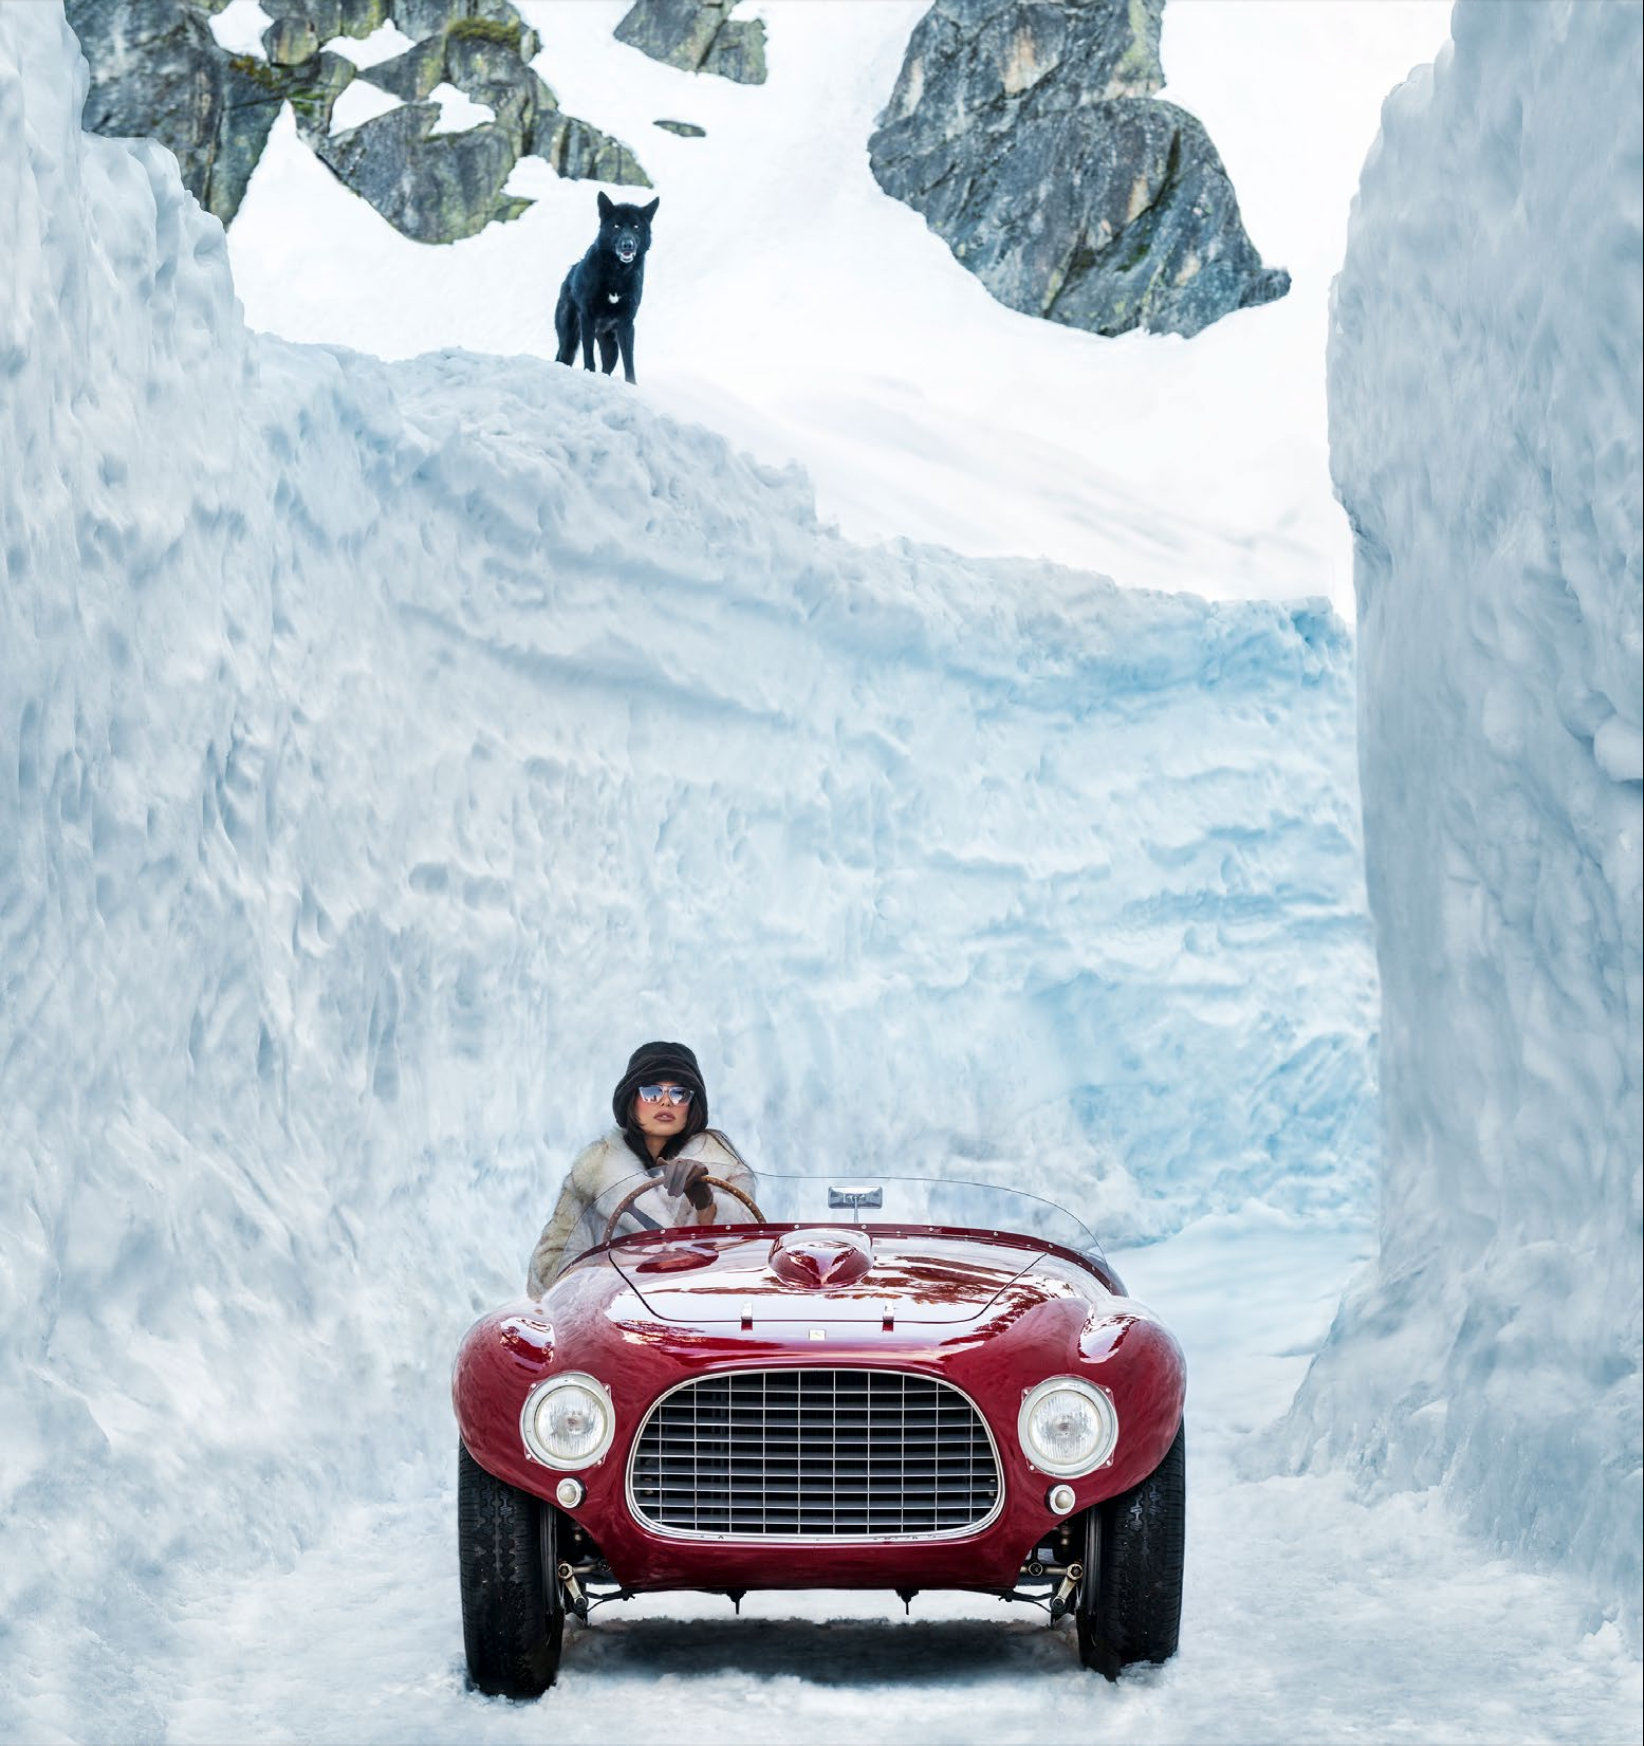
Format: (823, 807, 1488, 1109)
(1076, 1420, 1185, 1680)
(458, 1440, 564, 1697)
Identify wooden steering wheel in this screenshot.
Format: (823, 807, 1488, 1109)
(601, 1175, 766, 1246)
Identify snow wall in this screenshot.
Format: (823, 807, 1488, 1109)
(1286, 0, 1643, 1640)
(0, 4, 1373, 1727)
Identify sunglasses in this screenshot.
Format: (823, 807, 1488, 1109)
(637, 1084, 694, 1106)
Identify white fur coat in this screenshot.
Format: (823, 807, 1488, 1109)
(525, 1128, 755, 1296)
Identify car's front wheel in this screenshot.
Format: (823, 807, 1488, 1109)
(458, 1441, 565, 1697)
(1076, 1420, 1186, 1679)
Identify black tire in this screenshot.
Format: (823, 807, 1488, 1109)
(458, 1441, 564, 1697)
(1076, 1420, 1186, 1679)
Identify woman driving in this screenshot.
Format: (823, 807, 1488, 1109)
(525, 1040, 756, 1296)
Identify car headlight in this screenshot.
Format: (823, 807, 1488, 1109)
(520, 1373, 614, 1469)
(1017, 1377, 1118, 1477)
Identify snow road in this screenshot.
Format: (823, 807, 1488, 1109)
(147, 1215, 1639, 1746)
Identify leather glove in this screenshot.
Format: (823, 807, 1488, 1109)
(663, 1158, 713, 1209)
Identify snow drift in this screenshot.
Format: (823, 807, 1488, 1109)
(0, 3, 1375, 1729)
(1286, 0, 1643, 1638)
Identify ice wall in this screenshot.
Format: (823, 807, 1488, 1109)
(1, 4, 1372, 1727)
(1287, 0, 1643, 1636)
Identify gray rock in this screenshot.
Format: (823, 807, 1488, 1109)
(701, 17, 764, 85)
(443, 30, 534, 146)
(614, 0, 766, 84)
(313, 99, 524, 241)
(64, 0, 648, 245)
(615, 0, 720, 70)
(287, 47, 363, 140)
(356, 32, 446, 100)
(868, 0, 1288, 338)
(533, 112, 651, 188)
(65, 0, 284, 225)
(264, 15, 320, 65)
(260, 0, 390, 43)
(392, 0, 537, 57)
(654, 118, 707, 138)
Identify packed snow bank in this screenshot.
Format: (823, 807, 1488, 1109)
(0, 4, 1372, 1729)
(1287, 0, 1643, 1638)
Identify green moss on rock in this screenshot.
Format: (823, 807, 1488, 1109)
(447, 16, 521, 51)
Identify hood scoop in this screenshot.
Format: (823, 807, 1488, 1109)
(768, 1228, 874, 1289)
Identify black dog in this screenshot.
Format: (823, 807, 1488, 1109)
(554, 192, 659, 384)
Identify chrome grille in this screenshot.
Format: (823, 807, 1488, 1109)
(628, 1369, 1001, 1539)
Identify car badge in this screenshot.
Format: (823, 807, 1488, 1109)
(809, 1328, 826, 1341)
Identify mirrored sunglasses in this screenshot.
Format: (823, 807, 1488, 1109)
(637, 1084, 694, 1106)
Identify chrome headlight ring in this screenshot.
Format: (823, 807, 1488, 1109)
(519, 1372, 615, 1470)
(1017, 1375, 1119, 1478)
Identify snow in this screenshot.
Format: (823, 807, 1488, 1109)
(1, 0, 1639, 1738)
(322, 20, 418, 71)
(1286, 0, 1644, 1642)
(207, 0, 271, 60)
(220, 0, 1456, 614)
(427, 80, 495, 137)
(329, 79, 404, 137)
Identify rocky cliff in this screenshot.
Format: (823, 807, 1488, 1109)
(868, 0, 1289, 338)
(65, 0, 649, 243)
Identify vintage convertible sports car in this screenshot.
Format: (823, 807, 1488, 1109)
(453, 1171, 1186, 1696)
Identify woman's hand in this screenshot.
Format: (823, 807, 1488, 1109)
(662, 1158, 713, 1209)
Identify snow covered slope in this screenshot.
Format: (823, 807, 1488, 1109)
(1286, 0, 1643, 1638)
(222, 0, 1455, 611)
(0, 5, 1375, 1728)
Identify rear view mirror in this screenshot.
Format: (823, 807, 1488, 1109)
(827, 1185, 883, 1211)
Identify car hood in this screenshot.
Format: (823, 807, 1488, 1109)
(608, 1225, 1054, 1325)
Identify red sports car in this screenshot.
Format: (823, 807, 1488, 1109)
(453, 1172, 1186, 1696)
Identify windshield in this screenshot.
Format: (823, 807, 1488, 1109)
(576, 1168, 1107, 1267)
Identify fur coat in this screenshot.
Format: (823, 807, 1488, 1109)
(525, 1128, 756, 1297)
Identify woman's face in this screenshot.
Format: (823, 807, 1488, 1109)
(632, 1082, 691, 1145)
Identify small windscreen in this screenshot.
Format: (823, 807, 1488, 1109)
(578, 1169, 1106, 1268)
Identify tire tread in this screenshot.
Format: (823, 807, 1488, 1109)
(457, 1441, 563, 1697)
(1077, 1421, 1186, 1679)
